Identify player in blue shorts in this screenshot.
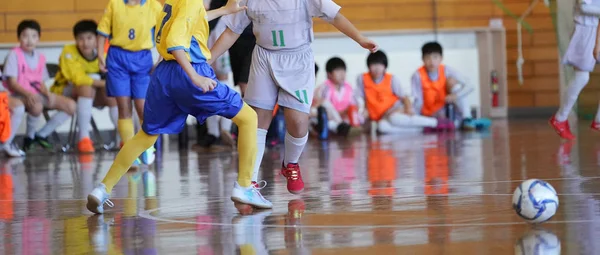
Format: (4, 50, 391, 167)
(86, 0, 272, 214)
(97, 0, 162, 165)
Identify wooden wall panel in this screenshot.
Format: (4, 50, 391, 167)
(0, 0, 559, 109)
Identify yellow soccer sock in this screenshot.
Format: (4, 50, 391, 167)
(102, 131, 158, 192)
(118, 119, 135, 143)
(239, 244, 256, 255)
(231, 103, 257, 187)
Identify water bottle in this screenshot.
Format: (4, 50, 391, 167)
(317, 106, 329, 140)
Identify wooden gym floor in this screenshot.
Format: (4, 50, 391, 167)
(0, 119, 594, 254)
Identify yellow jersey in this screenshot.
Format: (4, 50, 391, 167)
(155, 0, 212, 63)
(98, 0, 162, 51)
(51, 44, 101, 94)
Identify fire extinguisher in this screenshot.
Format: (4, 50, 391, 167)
(491, 70, 499, 107)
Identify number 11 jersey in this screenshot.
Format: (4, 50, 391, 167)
(223, 0, 341, 51)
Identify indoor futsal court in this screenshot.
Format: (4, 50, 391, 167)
(0, 0, 596, 254)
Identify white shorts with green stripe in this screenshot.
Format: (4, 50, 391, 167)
(244, 44, 314, 114)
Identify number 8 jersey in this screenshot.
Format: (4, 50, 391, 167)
(223, 0, 341, 51)
(98, 0, 162, 52)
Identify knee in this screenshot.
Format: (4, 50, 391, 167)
(235, 105, 258, 128)
(66, 100, 76, 116)
(27, 103, 43, 116)
(137, 130, 159, 148)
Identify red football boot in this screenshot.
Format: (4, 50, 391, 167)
(281, 162, 304, 194)
(549, 115, 575, 140)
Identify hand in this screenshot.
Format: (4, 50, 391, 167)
(594, 44, 600, 60)
(99, 56, 107, 73)
(358, 36, 378, 53)
(223, 0, 247, 15)
(191, 74, 217, 93)
(445, 94, 457, 103)
(404, 108, 415, 116)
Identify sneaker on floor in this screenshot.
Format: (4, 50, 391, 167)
(4, 143, 24, 157)
(78, 137, 95, 153)
(34, 135, 53, 150)
(140, 146, 155, 165)
(461, 118, 477, 131)
(549, 115, 575, 140)
(23, 137, 35, 152)
(473, 118, 492, 130)
(231, 182, 273, 209)
(591, 121, 600, 131)
(281, 162, 305, 194)
(87, 183, 114, 214)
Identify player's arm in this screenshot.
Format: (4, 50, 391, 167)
(210, 0, 250, 62)
(97, 0, 113, 73)
(309, 0, 377, 52)
(3, 52, 37, 98)
(172, 50, 216, 92)
(595, 23, 600, 59)
(206, 0, 247, 21)
(210, 28, 240, 63)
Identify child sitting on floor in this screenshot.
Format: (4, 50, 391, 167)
(411, 42, 491, 131)
(313, 57, 362, 137)
(356, 50, 452, 134)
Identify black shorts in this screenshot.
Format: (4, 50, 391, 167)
(228, 35, 255, 86)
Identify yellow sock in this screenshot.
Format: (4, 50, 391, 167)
(239, 244, 256, 255)
(118, 119, 135, 143)
(231, 103, 257, 187)
(102, 131, 158, 192)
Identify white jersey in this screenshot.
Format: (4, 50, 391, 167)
(576, 0, 600, 26)
(223, 0, 341, 51)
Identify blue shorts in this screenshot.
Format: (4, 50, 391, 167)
(106, 46, 153, 99)
(142, 61, 243, 135)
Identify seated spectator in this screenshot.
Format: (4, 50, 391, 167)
(50, 20, 118, 153)
(313, 57, 362, 137)
(356, 50, 451, 134)
(0, 68, 24, 157)
(2, 20, 75, 153)
(411, 42, 491, 131)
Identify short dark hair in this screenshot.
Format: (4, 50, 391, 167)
(325, 57, 346, 73)
(73, 20, 98, 37)
(315, 63, 319, 75)
(422, 42, 443, 57)
(17, 20, 41, 38)
(366, 50, 388, 68)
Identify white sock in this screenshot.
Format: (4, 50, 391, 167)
(220, 116, 232, 132)
(556, 71, 590, 121)
(5, 105, 24, 144)
(77, 97, 93, 140)
(109, 106, 119, 128)
(37, 111, 70, 138)
(26, 114, 42, 139)
(252, 128, 268, 182)
(206, 116, 220, 137)
(283, 132, 308, 165)
(388, 113, 437, 127)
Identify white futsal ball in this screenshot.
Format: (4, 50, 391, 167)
(514, 229, 561, 255)
(512, 179, 559, 223)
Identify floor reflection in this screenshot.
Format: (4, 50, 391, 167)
(3, 121, 600, 253)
